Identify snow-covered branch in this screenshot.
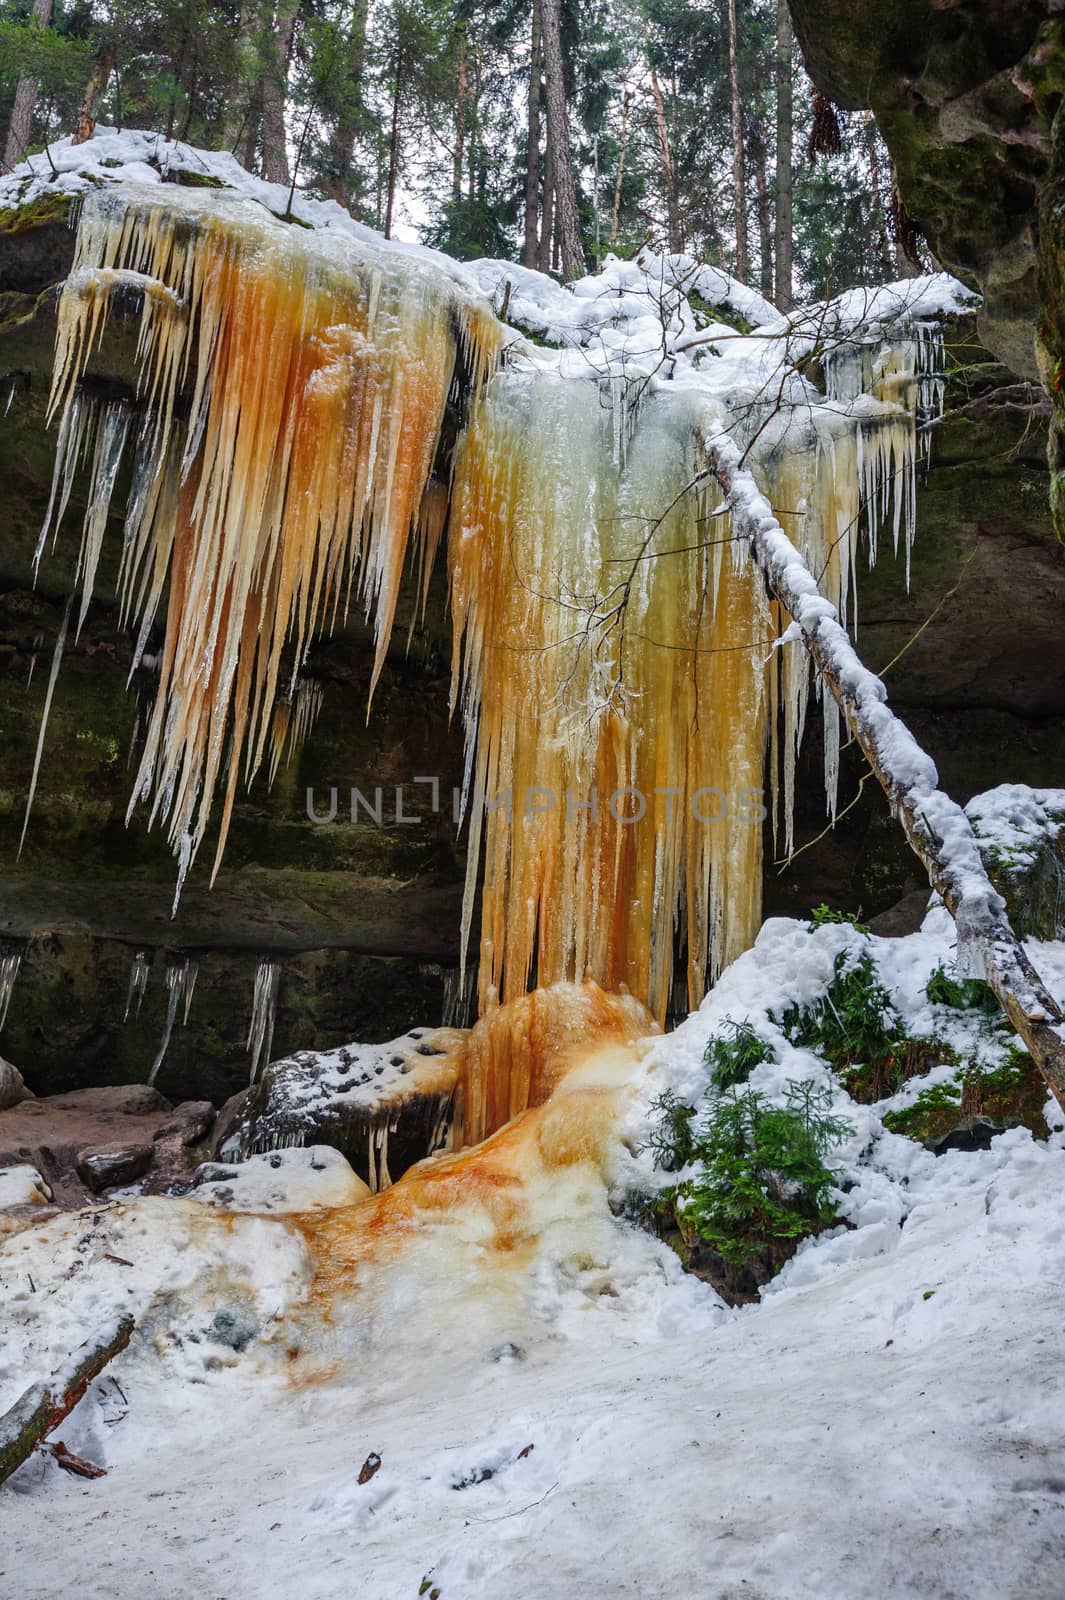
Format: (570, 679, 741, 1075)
(704, 425, 1065, 1113)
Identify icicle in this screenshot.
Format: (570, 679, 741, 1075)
(25, 631, 44, 689)
(442, 965, 475, 1030)
(146, 957, 196, 1085)
(18, 596, 71, 859)
(124, 949, 150, 1021)
(267, 677, 325, 786)
(449, 378, 770, 1021)
(248, 959, 281, 1083)
(0, 948, 22, 1030)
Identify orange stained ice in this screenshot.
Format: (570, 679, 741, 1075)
(38, 186, 931, 1029)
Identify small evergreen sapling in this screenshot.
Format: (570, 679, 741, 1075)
(779, 948, 906, 1098)
(704, 1016, 774, 1090)
(660, 1082, 852, 1269)
(642, 1088, 697, 1172)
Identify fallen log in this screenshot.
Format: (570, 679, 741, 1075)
(705, 428, 1065, 1114)
(0, 1313, 134, 1485)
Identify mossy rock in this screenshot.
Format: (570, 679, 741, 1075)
(966, 786, 1065, 939)
(883, 1050, 1049, 1146)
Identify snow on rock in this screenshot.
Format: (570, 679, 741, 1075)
(966, 783, 1065, 865)
(191, 1145, 370, 1213)
(0, 1196, 313, 1409)
(0, 1164, 51, 1211)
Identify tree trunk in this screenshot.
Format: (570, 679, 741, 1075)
(3, 0, 52, 170)
(320, 0, 369, 207)
(539, 0, 583, 280)
(609, 88, 632, 249)
(523, 0, 542, 269)
(453, 27, 467, 205)
(749, 113, 773, 301)
(773, 0, 793, 309)
(706, 432, 1065, 1115)
(73, 44, 115, 146)
(260, 0, 296, 184)
(539, 132, 554, 272)
(864, 112, 894, 278)
(648, 62, 681, 253)
(242, 89, 262, 172)
(726, 0, 747, 283)
(384, 45, 403, 239)
(0, 1315, 134, 1485)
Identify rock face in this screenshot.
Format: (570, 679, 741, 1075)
(786, 0, 1053, 378)
(766, 318, 1065, 923)
(785, 2, 1065, 534)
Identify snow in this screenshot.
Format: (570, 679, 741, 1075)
(0, 123, 974, 410)
(3, 909, 1065, 1595)
(190, 1145, 370, 1212)
(965, 784, 1065, 871)
(0, 1165, 50, 1211)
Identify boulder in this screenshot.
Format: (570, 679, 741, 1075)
(46, 1084, 172, 1116)
(0, 1057, 32, 1111)
(76, 1142, 154, 1193)
(191, 1145, 370, 1214)
(966, 784, 1065, 939)
(153, 1099, 215, 1146)
(221, 1026, 465, 1190)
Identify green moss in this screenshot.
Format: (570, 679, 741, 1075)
(883, 1047, 1048, 1144)
(166, 169, 226, 189)
(688, 291, 751, 336)
(0, 188, 73, 234)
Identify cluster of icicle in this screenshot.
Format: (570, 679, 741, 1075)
(34, 183, 944, 1027)
(37, 185, 500, 901)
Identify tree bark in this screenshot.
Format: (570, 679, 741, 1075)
(3, 0, 52, 170)
(384, 43, 404, 239)
(260, 0, 296, 184)
(0, 1315, 134, 1485)
(864, 112, 894, 278)
(539, 131, 554, 272)
(523, 0, 542, 269)
(706, 432, 1065, 1114)
(609, 88, 632, 249)
(648, 61, 681, 253)
(73, 44, 115, 146)
(726, 0, 748, 283)
(773, 0, 793, 309)
(320, 0, 369, 207)
(539, 0, 583, 280)
(453, 26, 468, 206)
(749, 113, 773, 301)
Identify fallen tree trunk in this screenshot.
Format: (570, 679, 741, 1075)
(0, 1313, 134, 1484)
(705, 429, 1065, 1114)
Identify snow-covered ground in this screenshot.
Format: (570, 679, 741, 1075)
(1, 1124, 1063, 1598)
(3, 908, 1065, 1598)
